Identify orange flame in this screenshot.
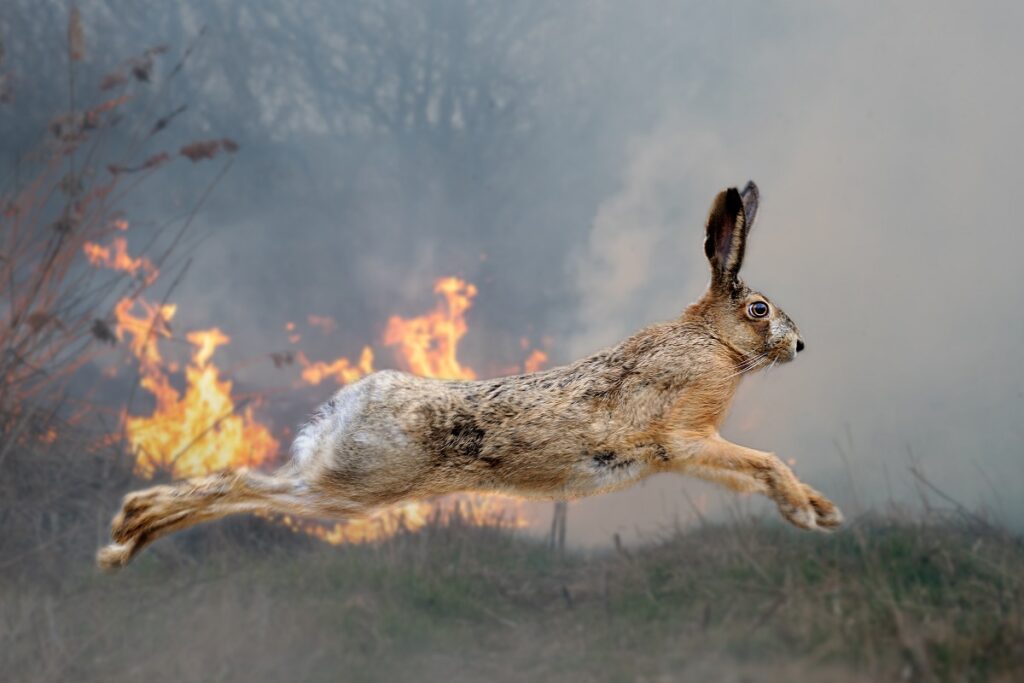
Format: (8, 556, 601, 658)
(298, 346, 375, 386)
(112, 297, 175, 369)
(384, 277, 477, 380)
(307, 314, 337, 335)
(92, 231, 533, 542)
(83, 236, 158, 284)
(281, 493, 527, 543)
(524, 349, 548, 374)
(85, 224, 278, 480)
(116, 310, 279, 478)
(284, 321, 301, 345)
(297, 276, 540, 543)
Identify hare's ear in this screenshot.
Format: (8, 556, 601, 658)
(740, 180, 759, 230)
(704, 180, 758, 287)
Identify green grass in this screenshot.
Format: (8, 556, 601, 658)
(2, 513, 1022, 682)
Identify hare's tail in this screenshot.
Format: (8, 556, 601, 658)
(96, 469, 338, 570)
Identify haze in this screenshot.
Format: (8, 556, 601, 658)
(3, 0, 1021, 543)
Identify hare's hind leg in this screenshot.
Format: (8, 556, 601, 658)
(96, 469, 350, 570)
(675, 435, 841, 530)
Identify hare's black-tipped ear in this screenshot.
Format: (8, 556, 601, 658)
(740, 180, 759, 230)
(704, 181, 758, 287)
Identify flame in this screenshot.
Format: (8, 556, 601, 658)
(92, 230, 532, 543)
(297, 276, 539, 543)
(307, 314, 337, 335)
(116, 312, 279, 478)
(298, 346, 375, 386)
(83, 236, 158, 284)
(524, 349, 548, 374)
(384, 277, 477, 380)
(87, 224, 278, 479)
(112, 297, 175, 369)
(281, 493, 527, 543)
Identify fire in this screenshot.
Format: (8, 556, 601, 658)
(298, 346, 374, 386)
(93, 228, 536, 542)
(280, 493, 526, 544)
(384, 277, 477, 380)
(296, 276, 536, 542)
(307, 314, 337, 335)
(83, 236, 158, 284)
(111, 297, 175, 369)
(524, 349, 548, 374)
(91, 230, 277, 479)
(115, 300, 279, 478)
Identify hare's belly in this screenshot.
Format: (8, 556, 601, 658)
(569, 452, 652, 496)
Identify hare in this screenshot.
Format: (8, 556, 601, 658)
(97, 180, 841, 570)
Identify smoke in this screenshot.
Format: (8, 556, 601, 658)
(566, 1, 1024, 540)
(3, 1, 1022, 542)
(568, 121, 732, 356)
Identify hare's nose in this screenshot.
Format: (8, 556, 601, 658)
(796, 339, 805, 353)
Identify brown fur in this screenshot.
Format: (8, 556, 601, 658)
(97, 181, 841, 570)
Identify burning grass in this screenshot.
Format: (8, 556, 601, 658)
(101, 265, 539, 544)
(2, 7, 537, 557)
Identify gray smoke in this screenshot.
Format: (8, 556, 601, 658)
(564, 1, 1024, 541)
(3, 0, 1021, 543)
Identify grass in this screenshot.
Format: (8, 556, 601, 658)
(2, 508, 1022, 682)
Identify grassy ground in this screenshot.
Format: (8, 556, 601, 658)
(2, 509, 1022, 683)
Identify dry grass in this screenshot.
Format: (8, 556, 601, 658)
(2, 464, 1022, 683)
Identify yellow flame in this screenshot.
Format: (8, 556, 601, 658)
(91, 232, 532, 543)
(112, 297, 175, 369)
(384, 276, 477, 380)
(281, 493, 528, 544)
(298, 346, 375, 386)
(118, 322, 279, 479)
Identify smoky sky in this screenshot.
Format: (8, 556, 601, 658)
(4, 1, 1022, 543)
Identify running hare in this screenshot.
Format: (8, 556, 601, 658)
(98, 181, 841, 569)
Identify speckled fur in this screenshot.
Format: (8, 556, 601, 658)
(97, 181, 842, 570)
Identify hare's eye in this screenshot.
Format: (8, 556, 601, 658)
(748, 301, 769, 319)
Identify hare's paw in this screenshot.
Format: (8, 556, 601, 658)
(110, 486, 180, 544)
(802, 485, 843, 530)
(96, 540, 138, 571)
(776, 496, 817, 530)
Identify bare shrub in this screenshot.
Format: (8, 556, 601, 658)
(0, 6, 236, 577)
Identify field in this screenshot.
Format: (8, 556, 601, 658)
(3, 450, 1022, 683)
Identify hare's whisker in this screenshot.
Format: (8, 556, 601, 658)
(723, 353, 768, 380)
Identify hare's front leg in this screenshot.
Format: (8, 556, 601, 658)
(798, 482, 843, 529)
(670, 434, 842, 530)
